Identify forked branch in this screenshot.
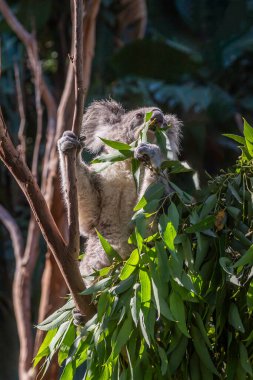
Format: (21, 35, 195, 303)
(0, 110, 95, 318)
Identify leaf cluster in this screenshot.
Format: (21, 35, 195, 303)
(35, 120, 253, 379)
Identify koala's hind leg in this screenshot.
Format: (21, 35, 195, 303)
(58, 131, 101, 235)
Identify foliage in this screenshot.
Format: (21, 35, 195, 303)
(35, 118, 253, 379)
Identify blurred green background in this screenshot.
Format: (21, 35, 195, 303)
(1, 0, 253, 378)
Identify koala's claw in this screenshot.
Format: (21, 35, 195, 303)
(72, 308, 86, 326)
(134, 143, 162, 169)
(58, 131, 82, 153)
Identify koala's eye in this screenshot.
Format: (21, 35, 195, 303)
(136, 113, 143, 120)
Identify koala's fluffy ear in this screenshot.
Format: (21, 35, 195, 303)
(81, 99, 125, 153)
(164, 114, 183, 158)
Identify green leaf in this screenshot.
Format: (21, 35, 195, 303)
(99, 137, 132, 150)
(130, 284, 141, 326)
(227, 206, 241, 219)
(59, 361, 75, 380)
(158, 345, 168, 375)
(169, 181, 193, 204)
(219, 257, 234, 275)
(96, 230, 121, 262)
(161, 160, 193, 173)
(112, 316, 133, 357)
(160, 297, 175, 321)
(120, 249, 140, 280)
(233, 245, 253, 267)
(200, 194, 217, 218)
(156, 241, 170, 283)
(191, 326, 219, 375)
(92, 149, 132, 164)
(169, 335, 188, 374)
(194, 313, 211, 349)
(239, 342, 253, 376)
(190, 353, 201, 380)
(223, 133, 245, 145)
(134, 182, 164, 211)
(247, 279, 253, 313)
(131, 158, 141, 190)
(114, 274, 135, 295)
(170, 291, 190, 337)
(33, 328, 57, 367)
(163, 221, 177, 251)
(151, 278, 161, 317)
(139, 270, 151, 304)
(37, 309, 72, 331)
(139, 308, 150, 346)
(167, 202, 180, 231)
(228, 303, 245, 333)
(145, 111, 152, 122)
(243, 118, 253, 157)
(58, 323, 76, 365)
(228, 183, 242, 203)
(81, 277, 112, 295)
(139, 119, 150, 143)
(186, 215, 215, 233)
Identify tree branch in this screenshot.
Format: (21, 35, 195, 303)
(0, 205, 24, 260)
(0, 110, 95, 318)
(0, 205, 34, 380)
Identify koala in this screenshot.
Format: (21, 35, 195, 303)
(58, 100, 182, 286)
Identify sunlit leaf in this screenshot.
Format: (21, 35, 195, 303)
(120, 249, 140, 280)
(96, 229, 121, 262)
(233, 245, 253, 267)
(99, 137, 132, 150)
(223, 133, 245, 145)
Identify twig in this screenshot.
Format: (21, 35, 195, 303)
(31, 42, 43, 181)
(0, 205, 24, 259)
(72, 0, 84, 135)
(0, 205, 34, 380)
(0, 0, 57, 174)
(14, 63, 26, 161)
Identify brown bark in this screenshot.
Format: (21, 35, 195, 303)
(0, 205, 34, 380)
(14, 63, 26, 161)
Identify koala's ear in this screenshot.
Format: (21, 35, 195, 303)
(164, 114, 183, 158)
(81, 99, 125, 153)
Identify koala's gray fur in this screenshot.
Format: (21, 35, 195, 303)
(58, 99, 182, 286)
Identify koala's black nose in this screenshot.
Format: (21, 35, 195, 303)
(150, 109, 164, 126)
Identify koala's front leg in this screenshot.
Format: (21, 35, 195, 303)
(58, 131, 101, 236)
(57, 131, 82, 204)
(134, 142, 162, 169)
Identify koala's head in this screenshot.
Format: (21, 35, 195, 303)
(81, 99, 182, 158)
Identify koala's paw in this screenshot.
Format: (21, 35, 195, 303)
(134, 143, 162, 168)
(58, 131, 82, 154)
(72, 308, 86, 326)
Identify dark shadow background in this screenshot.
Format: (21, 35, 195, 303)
(0, 0, 253, 378)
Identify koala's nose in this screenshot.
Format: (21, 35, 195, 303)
(150, 109, 164, 126)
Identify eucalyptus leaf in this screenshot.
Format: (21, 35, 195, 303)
(191, 326, 219, 375)
(96, 229, 121, 262)
(99, 137, 132, 150)
(228, 303, 245, 333)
